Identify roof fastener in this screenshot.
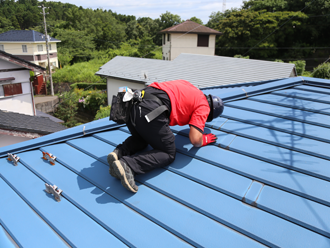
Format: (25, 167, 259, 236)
(42, 151, 56, 165)
(7, 153, 20, 166)
(45, 183, 63, 202)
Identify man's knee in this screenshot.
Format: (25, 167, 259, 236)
(169, 151, 176, 164)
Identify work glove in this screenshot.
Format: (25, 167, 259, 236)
(202, 133, 217, 147)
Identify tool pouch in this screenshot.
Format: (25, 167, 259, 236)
(109, 92, 133, 124)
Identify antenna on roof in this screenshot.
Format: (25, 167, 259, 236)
(222, 0, 226, 12)
(141, 71, 148, 80)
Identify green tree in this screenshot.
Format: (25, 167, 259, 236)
(54, 91, 78, 127)
(0, 16, 14, 33)
(125, 20, 145, 40)
(289, 60, 306, 75)
(242, 0, 330, 46)
(53, 28, 96, 64)
(190, 16, 203, 25)
(157, 11, 182, 30)
(153, 11, 182, 45)
(312, 62, 330, 79)
(216, 9, 308, 59)
(206, 9, 240, 29)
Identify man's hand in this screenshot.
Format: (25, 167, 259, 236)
(202, 133, 217, 147)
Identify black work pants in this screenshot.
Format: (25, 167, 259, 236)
(118, 99, 176, 174)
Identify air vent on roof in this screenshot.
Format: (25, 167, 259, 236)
(141, 70, 148, 79)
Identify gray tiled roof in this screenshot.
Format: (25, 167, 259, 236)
(0, 30, 60, 42)
(160, 20, 222, 35)
(0, 50, 46, 72)
(0, 110, 66, 135)
(96, 54, 296, 88)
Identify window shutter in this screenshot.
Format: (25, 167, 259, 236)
(197, 35, 209, 47)
(3, 83, 23, 96)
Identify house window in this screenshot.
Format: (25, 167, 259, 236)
(167, 34, 171, 42)
(38, 45, 43, 52)
(0, 44, 4, 51)
(48, 44, 52, 51)
(197, 34, 209, 47)
(1, 83, 22, 96)
(163, 56, 165, 60)
(22, 45, 27, 53)
(163, 34, 165, 45)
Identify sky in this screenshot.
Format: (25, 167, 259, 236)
(56, 0, 245, 24)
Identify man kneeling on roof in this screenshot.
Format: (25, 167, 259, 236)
(108, 79, 224, 193)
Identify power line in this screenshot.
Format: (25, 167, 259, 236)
(310, 56, 330, 76)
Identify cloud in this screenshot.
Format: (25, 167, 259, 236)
(56, 0, 244, 23)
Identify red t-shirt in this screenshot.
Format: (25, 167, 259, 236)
(150, 79, 210, 132)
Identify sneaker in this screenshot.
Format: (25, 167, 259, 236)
(107, 148, 122, 179)
(112, 160, 138, 193)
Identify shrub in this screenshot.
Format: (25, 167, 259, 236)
(94, 105, 111, 120)
(70, 83, 107, 90)
(312, 62, 330, 79)
(52, 58, 105, 84)
(289, 60, 306, 76)
(234, 55, 249, 59)
(54, 91, 79, 127)
(77, 88, 108, 115)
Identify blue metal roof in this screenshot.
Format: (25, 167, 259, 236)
(0, 30, 60, 42)
(1, 76, 330, 247)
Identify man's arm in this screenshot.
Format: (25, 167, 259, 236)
(189, 125, 218, 147)
(189, 125, 203, 147)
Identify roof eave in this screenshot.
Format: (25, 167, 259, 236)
(159, 31, 222, 35)
(0, 51, 46, 72)
(95, 73, 147, 85)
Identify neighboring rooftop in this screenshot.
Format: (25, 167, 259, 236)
(159, 20, 222, 35)
(0, 110, 66, 135)
(0, 30, 60, 42)
(0, 50, 46, 73)
(0, 76, 330, 247)
(96, 53, 296, 88)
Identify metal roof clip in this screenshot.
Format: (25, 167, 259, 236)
(7, 153, 20, 166)
(45, 183, 63, 202)
(241, 88, 249, 97)
(83, 126, 86, 135)
(42, 151, 56, 165)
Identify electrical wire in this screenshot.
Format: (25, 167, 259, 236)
(310, 56, 330, 76)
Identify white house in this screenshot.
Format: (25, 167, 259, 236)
(159, 20, 222, 61)
(95, 54, 297, 105)
(0, 30, 61, 69)
(0, 50, 46, 116)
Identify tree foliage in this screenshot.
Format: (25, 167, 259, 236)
(216, 9, 308, 59)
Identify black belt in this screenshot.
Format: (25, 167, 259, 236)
(142, 92, 168, 123)
(131, 90, 168, 126)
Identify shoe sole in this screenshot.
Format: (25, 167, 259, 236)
(107, 152, 120, 179)
(112, 161, 138, 193)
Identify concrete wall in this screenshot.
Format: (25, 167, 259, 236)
(162, 33, 216, 61)
(0, 59, 34, 115)
(0, 42, 58, 68)
(0, 133, 31, 148)
(107, 77, 146, 105)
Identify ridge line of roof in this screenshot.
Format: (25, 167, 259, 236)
(204, 77, 303, 102)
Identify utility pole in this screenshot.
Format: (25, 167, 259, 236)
(222, 0, 226, 13)
(39, 4, 54, 96)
